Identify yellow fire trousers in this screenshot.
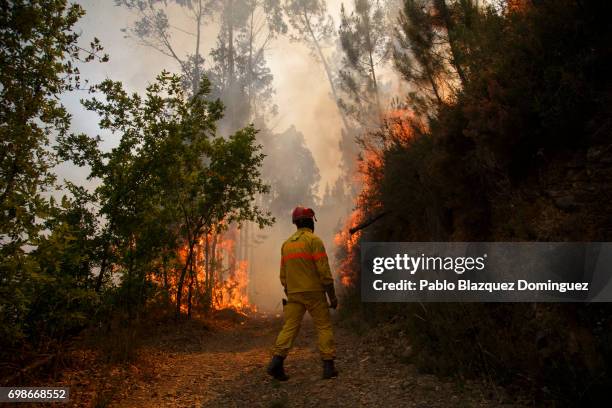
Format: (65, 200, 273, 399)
(272, 291, 335, 360)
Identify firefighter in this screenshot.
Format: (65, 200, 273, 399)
(266, 206, 339, 381)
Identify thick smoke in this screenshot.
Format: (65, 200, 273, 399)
(63, 0, 398, 311)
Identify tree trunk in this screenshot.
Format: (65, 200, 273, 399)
(205, 231, 218, 309)
(363, 11, 383, 121)
(247, 7, 254, 115)
(427, 68, 444, 105)
(227, 0, 235, 86)
(192, 0, 203, 94)
(163, 254, 169, 291)
(187, 266, 194, 319)
(175, 237, 196, 320)
(95, 249, 108, 293)
(205, 232, 210, 291)
(227, 0, 235, 120)
(302, 10, 350, 131)
(126, 249, 135, 321)
(228, 226, 237, 276)
(434, 0, 467, 87)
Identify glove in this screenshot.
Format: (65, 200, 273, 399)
(323, 284, 338, 309)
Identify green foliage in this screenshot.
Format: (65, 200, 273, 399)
(0, 0, 106, 243)
(70, 71, 273, 317)
(117, 0, 315, 240)
(1, 0, 274, 362)
(29, 186, 101, 340)
(0, 0, 106, 352)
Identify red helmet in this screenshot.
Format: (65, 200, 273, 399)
(292, 206, 317, 223)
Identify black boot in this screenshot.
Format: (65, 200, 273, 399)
(266, 355, 289, 381)
(322, 359, 338, 379)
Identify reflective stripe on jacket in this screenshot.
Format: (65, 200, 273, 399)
(280, 228, 333, 293)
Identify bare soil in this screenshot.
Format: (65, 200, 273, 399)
(50, 313, 523, 407)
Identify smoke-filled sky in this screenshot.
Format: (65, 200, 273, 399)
(60, 0, 347, 196)
(58, 0, 368, 310)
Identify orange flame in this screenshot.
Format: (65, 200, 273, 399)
(335, 108, 419, 288)
(213, 260, 253, 311)
(150, 226, 256, 314)
(334, 210, 364, 287)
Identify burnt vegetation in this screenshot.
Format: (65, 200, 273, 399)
(338, 0, 612, 405)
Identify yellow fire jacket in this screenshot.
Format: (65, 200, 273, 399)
(280, 228, 333, 294)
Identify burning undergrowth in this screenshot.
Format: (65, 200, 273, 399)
(151, 225, 256, 317)
(334, 108, 419, 290)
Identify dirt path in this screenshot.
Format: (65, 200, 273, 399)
(95, 314, 517, 408)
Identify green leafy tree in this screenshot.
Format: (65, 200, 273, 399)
(30, 184, 101, 343)
(0, 0, 106, 349)
(75, 71, 274, 318)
